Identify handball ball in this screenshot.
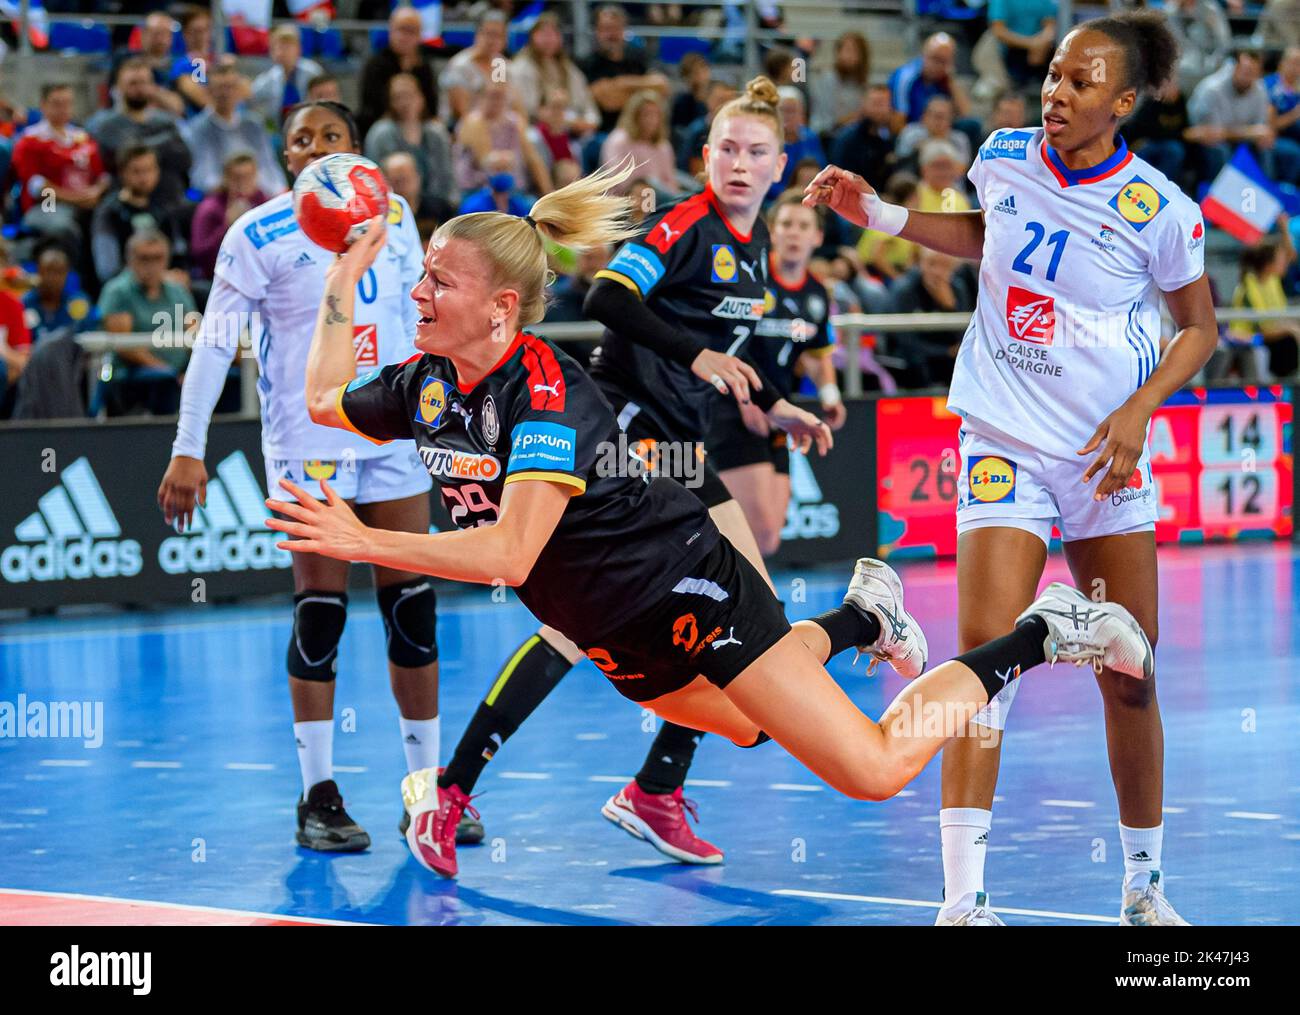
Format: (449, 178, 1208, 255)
(293, 153, 389, 254)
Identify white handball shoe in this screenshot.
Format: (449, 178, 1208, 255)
(843, 557, 929, 678)
(935, 892, 1006, 926)
(1120, 871, 1190, 926)
(1015, 582, 1154, 679)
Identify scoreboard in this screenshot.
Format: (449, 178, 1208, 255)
(875, 386, 1294, 559)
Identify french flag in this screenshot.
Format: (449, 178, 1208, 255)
(1201, 144, 1284, 245)
(222, 0, 271, 53)
(0, 0, 48, 48)
(288, 0, 335, 23)
(404, 0, 443, 44)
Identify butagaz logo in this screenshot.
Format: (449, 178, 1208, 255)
(50, 947, 151, 995)
(160, 451, 291, 575)
(993, 194, 1018, 216)
(781, 451, 840, 541)
(981, 130, 1032, 161)
(481, 395, 500, 447)
(2, 458, 143, 583)
(418, 446, 502, 481)
(1188, 220, 1204, 252)
(710, 296, 765, 321)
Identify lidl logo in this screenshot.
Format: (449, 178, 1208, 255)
(968, 456, 1017, 504)
(304, 460, 336, 481)
(763, 288, 777, 315)
(1109, 177, 1166, 232)
(415, 377, 449, 428)
(711, 244, 737, 283)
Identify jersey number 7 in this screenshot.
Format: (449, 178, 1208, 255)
(1011, 222, 1069, 283)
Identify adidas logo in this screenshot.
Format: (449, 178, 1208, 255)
(404, 734, 420, 744)
(2, 458, 143, 583)
(157, 451, 292, 575)
(993, 194, 1018, 216)
(1128, 850, 1152, 862)
(293, 251, 314, 269)
(781, 451, 840, 541)
(975, 831, 989, 845)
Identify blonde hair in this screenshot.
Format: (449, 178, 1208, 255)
(616, 89, 668, 144)
(435, 157, 643, 326)
(708, 75, 784, 147)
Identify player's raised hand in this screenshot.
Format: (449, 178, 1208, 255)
(767, 398, 833, 456)
(802, 165, 879, 229)
(1078, 400, 1150, 500)
(329, 214, 387, 285)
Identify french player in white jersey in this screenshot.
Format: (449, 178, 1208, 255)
(157, 102, 446, 853)
(806, 10, 1218, 925)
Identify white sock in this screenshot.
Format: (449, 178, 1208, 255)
(294, 719, 333, 796)
(400, 715, 440, 774)
(939, 807, 992, 914)
(1120, 821, 1163, 889)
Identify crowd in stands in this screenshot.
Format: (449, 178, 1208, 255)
(1, 0, 1298, 421)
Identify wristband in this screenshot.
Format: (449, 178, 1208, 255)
(818, 383, 843, 407)
(869, 198, 909, 237)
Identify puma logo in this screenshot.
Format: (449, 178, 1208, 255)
(657, 221, 681, 244)
(711, 627, 743, 650)
(739, 259, 758, 282)
(532, 381, 562, 396)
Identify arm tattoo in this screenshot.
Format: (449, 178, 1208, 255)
(325, 293, 349, 325)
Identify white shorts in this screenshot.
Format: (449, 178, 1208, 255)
(265, 442, 431, 505)
(955, 416, 1157, 548)
(955, 416, 1156, 730)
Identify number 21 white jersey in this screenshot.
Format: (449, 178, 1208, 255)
(947, 128, 1205, 459)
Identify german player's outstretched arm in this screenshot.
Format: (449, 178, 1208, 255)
(802, 164, 985, 260)
(304, 216, 389, 428)
(268, 476, 571, 588)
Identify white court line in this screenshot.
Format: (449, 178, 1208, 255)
(132, 761, 181, 769)
(587, 775, 633, 783)
(497, 772, 552, 780)
(684, 779, 732, 788)
(1225, 811, 1282, 821)
(575, 733, 608, 741)
(772, 889, 1115, 924)
(1041, 799, 1096, 809)
(38, 759, 90, 768)
(0, 887, 372, 926)
(333, 766, 367, 773)
(770, 783, 823, 792)
(225, 763, 275, 771)
(1162, 806, 1188, 814)
(115, 741, 143, 748)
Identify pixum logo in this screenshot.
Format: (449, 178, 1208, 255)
(158, 451, 291, 575)
(782, 452, 839, 540)
(1, 694, 104, 748)
(2, 458, 142, 583)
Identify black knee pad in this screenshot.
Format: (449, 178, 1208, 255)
(288, 591, 348, 681)
(377, 579, 439, 667)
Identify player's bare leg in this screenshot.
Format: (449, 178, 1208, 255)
(718, 462, 787, 557)
(1063, 531, 1185, 924)
(937, 526, 1047, 924)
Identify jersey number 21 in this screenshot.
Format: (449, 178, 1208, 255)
(1012, 222, 1069, 282)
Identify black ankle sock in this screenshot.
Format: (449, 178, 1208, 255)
(439, 636, 572, 793)
(810, 603, 882, 658)
(954, 615, 1048, 702)
(635, 722, 705, 794)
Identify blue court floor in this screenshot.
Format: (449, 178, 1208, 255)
(2, 543, 1297, 925)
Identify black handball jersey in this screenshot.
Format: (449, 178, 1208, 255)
(588, 186, 770, 439)
(752, 253, 834, 400)
(334, 331, 720, 644)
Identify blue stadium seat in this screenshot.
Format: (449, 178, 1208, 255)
(658, 37, 711, 64)
(369, 27, 389, 52)
(300, 26, 344, 60)
(48, 21, 112, 54)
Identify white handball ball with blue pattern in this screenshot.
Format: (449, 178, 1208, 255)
(292, 153, 389, 254)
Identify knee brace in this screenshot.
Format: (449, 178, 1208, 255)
(288, 591, 348, 681)
(377, 579, 439, 667)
